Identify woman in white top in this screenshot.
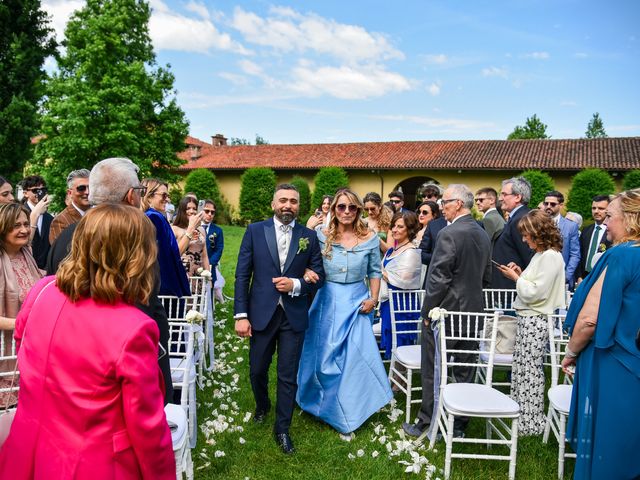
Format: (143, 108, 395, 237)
(497, 209, 566, 436)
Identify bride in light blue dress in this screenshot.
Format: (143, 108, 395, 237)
(297, 189, 393, 434)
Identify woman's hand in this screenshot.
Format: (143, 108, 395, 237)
(360, 298, 377, 314)
(303, 268, 319, 284)
(186, 211, 204, 235)
(306, 215, 323, 229)
(561, 355, 576, 377)
(498, 262, 520, 281)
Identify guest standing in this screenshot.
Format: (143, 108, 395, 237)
(48, 169, 91, 244)
(141, 178, 190, 297)
(0, 177, 15, 203)
(414, 201, 439, 245)
(297, 189, 393, 435)
(379, 211, 422, 359)
(201, 199, 225, 300)
(171, 196, 208, 276)
(0, 204, 174, 478)
(562, 189, 640, 480)
(497, 209, 566, 436)
(19, 175, 52, 269)
(306, 195, 332, 230)
(362, 192, 393, 252)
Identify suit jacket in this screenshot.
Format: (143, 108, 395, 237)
(482, 209, 506, 245)
(575, 223, 612, 281)
(25, 204, 52, 270)
(421, 214, 492, 317)
(0, 277, 175, 479)
(418, 216, 448, 267)
(557, 215, 580, 288)
(234, 218, 324, 332)
(491, 205, 534, 289)
(204, 222, 224, 282)
(49, 204, 82, 244)
(46, 222, 174, 404)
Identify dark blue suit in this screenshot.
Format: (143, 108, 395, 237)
(234, 218, 324, 433)
(204, 222, 224, 283)
(491, 205, 534, 289)
(418, 216, 448, 268)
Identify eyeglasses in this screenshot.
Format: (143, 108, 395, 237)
(500, 192, 516, 197)
(75, 185, 89, 193)
(418, 209, 431, 216)
(389, 199, 402, 204)
(543, 201, 559, 207)
(152, 192, 169, 200)
(475, 197, 488, 203)
(441, 198, 460, 205)
(204, 209, 216, 214)
(336, 203, 359, 213)
(131, 186, 147, 196)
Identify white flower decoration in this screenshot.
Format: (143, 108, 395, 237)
(428, 307, 447, 321)
(185, 309, 205, 324)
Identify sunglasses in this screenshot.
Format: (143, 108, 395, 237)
(152, 192, 169, 200)
(204, 209, 216, 214)
(418, 209, 431, 215)
(543, 201, 559, 207)
(75, 185, 89, 193)
(336, 203, 359, 213)
(389, 199, 402, 204)
(475, 197, 487, 203)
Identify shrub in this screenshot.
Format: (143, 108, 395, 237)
(567, 168, 616, 220)
(183, 168, 230, 223)
(239, 167, 277, 223)
(169, 185, 183, 206)
(311, 167, 349, 209)
(623, 170, 640, 191)
(519, 170, 555, 208)
(290, 175, 311, 218)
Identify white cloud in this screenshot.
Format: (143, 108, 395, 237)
(218, 72, 249, 86)
(523, 51, 550, 60)
(371, 114, 495, 132)
(185, 1, 210, 20)
(289, 63, 411, 100)
(149, 0, 249, 54)
(481, 66, 508, 78)
(42, 0, 84, 41)
(423, 54, 448, 65)
(427, 82, 441, 96)
(230, 7, 403, 63)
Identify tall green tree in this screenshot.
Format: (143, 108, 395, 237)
(519, 170, 555, 208)
(311, 167, 349, 209)
(229, 134, 269, 145)
(567, 168, 615, 220)
(239, 167, 277, 224)
(507, 114, 549, 140)
(32, 0, 188, 209)
(0, 0, 56, 181)
(585, 112, 607, 138)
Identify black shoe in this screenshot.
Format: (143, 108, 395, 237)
(402, 421, 428, 438)
(253, 406, 270, 424)
(274, 432, 296, 454)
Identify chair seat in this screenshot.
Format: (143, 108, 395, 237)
(170, 357, 197, 383)
(442, 383, 520, 417)
(393, 344, 421, 368)
(372, 322, 381, 335)
(164, 403, 188, 448)
(548, 384, 572, 414)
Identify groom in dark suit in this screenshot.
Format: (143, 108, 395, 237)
(234, 184, 324, 454)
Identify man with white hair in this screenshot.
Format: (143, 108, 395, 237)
(404, 184, 492, 439)
(49, 169, 91, 244)
(46, 158, 173, 404)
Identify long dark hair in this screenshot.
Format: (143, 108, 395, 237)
(173, 196, 197, 229)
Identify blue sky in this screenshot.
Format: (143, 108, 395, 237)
(44, 0, 640, 144)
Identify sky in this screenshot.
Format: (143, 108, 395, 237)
(42, 0, 640, 144)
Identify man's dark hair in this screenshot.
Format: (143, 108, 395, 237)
(274, 183, 298, 194)
(20, 175, 47, 190)
(592, 194, 610, 203)
(203, 198, 216, 208)
(545, 190, 564, 204)
(388, 190, 404, 201)
(476, 187, 498, 200)
(423, 185, 441, 199)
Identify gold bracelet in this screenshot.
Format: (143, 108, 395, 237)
(185, 231, 193, 240)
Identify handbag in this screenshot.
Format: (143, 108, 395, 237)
(0, 279, 56, 447)
(484, 315, 518, 355)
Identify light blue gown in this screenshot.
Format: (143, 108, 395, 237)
(296, 230, 393, 434)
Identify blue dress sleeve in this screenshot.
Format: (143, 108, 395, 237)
(367, 237, 382, 279)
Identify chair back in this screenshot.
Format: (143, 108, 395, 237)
(189, 276, 209, 314)
(483, 288, 518, 313)
(0, 331, 18, 409)
(159, 294, 197, 322)
(547, 313, 571, 387)
(389, 289, 424, 350)
(438, 311, 500, 387)
(168, 322, 196, 401)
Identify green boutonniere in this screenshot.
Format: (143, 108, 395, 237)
(297, 237, 310, 254)
(598, 243, 607, 253)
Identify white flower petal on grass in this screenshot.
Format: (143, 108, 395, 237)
(371, 450, 379, 458)
(239, 437, 246, 444)
(357, 449, 365, 457)
(214, 450, 226, 458)
(243, 412, 252, 423)
(347, 453, 355, 460)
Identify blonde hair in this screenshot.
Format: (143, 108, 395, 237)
(56, 204, 157, 305)
(140, 178, 168, 211)
(612, 188, 640, 244)
(323, 189, 369, 258)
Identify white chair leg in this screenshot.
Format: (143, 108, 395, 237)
(444, 413, 455, 480)
(405, 368, 412, 423)
(509, 418, 519, 480)
(486, 419, 492, 450)
(188, 381, 197, 448)
(543, 405, 553, 443)
(558, 413, 566, 480)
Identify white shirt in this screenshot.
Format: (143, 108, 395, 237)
(71, 201, 88, 216)
(513, 249, 566, 316)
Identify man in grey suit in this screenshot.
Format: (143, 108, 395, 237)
(403, 184, 492, 438)
(475, 187, 505, 245)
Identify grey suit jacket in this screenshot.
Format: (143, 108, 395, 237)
(421, 214, 492, 318)
(482, 209, 506, 245)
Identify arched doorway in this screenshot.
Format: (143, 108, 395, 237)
(394, 176, 441, 209)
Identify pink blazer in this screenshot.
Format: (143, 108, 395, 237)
(0, 277, 175, 479)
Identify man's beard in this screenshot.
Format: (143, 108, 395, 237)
(276, 210, 295, 224)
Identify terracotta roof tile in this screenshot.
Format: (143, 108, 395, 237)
(177, 137, 640, 172)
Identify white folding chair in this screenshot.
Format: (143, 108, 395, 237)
(543, 313, 575, 479)
(476, 314, 517, 392)
(387, 289, 424, 423)
(165, 403, 194, 480)
(483, 288, 518, 313)
(189, 275, 216, 376)
(168, 321, 198, 449)
(428, 311, 520, 480)
(0, 330, 19, 411)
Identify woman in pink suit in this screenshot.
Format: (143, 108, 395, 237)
(0, 204, 175, 479)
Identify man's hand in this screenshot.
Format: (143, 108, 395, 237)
(273, 277, 294, 292)
(235, 318, 252, 337)
(303, 268, 319, 284)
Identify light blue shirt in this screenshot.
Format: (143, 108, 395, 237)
(317, 228, 382, 283)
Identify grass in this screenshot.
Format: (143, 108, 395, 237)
(193, 225, 572, 479)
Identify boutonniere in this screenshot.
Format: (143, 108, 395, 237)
(598, 243, 607, 253)
(297, 237, 309, 254)
(208, 232, 217, 244)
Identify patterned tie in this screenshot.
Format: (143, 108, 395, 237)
(278, 224, 291, 271)
(585, 225, 601, 273)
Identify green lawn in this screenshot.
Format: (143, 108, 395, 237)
(194, 225, 572, 479)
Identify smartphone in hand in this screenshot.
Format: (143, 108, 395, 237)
(491, 259, 504, 268)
